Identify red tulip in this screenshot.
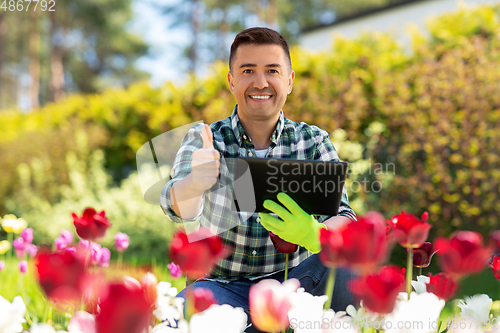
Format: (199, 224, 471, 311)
(349, 265, 405, 314)
(35, 250, 89, 303)
(388, 211, 431, 248)
(184, 287, 218, 319)
(434, 231, 492, 278)
(169, 228, 231, 279)
(413, 242, 438, 268)
(426, 272, 458, 301)
(72, 208, 111, 241)
(489, 255, 500, 280)
(319, 212, 390, 275)
(83, 273, 109, 314)
(95, 283, 152, 333)
(269, 232, 298, 254)
(489, 230, 500, 254)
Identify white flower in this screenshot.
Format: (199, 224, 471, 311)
(152, 320, 188, 333)
(157, 281, 178, 298)
(322, 310, 360, 333)
(458, 294, 492, 323)
(0, 296, 26, 333)
(288, 288, 329, 333)
(411, 275, 430, 294)
(153, 281, 185, 326)
(385, 292, 445, 333)
(67, 311, 95, 333)
(448, 318, 483, 333)
(345, 302, 384, 329)
(189, 304, 247, 333)
(29, 323, 67, 333)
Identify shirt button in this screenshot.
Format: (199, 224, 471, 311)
(252, 250, 257, 256)
(256, 217, 261, 222)
(243, 135, 247, 140)
(248, 152, 253, 157)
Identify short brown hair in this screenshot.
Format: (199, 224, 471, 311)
(229, 27, 291, 72)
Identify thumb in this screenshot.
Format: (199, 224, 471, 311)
(201, 124, 214, 149)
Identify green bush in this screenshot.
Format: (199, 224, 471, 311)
(4, 132, 178, 263)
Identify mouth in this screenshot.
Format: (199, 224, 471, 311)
(248, 94, 272, 102)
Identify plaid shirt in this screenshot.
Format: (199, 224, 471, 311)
(160, 106, 356, 281)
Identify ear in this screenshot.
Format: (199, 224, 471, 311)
(227, 71, 235, 94)
(287, 70, 295, 94)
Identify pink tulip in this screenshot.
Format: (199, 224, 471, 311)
(21, 228, 33, 244)
(249, 278, 300, 332)
(26, 244, 38, 257)
(19, 260, 28, 273)
(90, 243, 110, 267)
(123, 276, 141, 291)
(60, 230, 74, 244)
(90, 243, 102, 263)
(114, 232, 130, 252)
(68, 311, 96, 333)
(0, 260, 5, 272)
(65, 247, 77, 254)
(13, 237, 25, 259)
(167, 262, 182, 278)
(141, 273, 158, 305)
(55, 236, 69, 251)
(98, 247, 111, 268)
(79, 239, 90, 251)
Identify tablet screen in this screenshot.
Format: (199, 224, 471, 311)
(232, 157, 348, 216)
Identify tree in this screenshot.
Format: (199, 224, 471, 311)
(0, 0, 151, 110)
(0, 11, 6, 108)
(159, 0, 401, 77)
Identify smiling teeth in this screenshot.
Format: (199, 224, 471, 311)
(251, 95, 271, 99)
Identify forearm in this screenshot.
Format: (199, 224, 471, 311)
(323, 215, 352, 231)
(170, 173, 204, 219)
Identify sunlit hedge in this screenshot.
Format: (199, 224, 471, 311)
(1, 4, 499, 256)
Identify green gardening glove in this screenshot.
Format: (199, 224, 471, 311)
(259, 192, 327, 254)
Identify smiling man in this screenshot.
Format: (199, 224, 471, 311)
(161, 27, 356, 332)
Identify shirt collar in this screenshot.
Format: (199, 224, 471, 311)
(230, 105, 285, 147)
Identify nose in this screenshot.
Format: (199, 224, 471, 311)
(253, 71, 269, 90)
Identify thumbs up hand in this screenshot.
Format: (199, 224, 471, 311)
(190, 124, 220, 195)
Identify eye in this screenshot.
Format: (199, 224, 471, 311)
(243, 69, 253, 74)
(268, 69, 278, 74)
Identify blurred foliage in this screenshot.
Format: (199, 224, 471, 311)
(0, 0, 149, 109)
(161, 0, 404, 74)
(0, 4, 499, 260)
(0, 256, 185, 330)
(4, 131, 179, 263)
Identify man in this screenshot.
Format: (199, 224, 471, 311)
(161, 27, 356, 331)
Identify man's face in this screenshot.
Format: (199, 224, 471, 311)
(227, 44, 295, 125)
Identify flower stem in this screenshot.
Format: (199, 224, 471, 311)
(118, 251, 123, 272)
(324, 266, 337, 310)
(284, 254, 289, 281)
(86, 242, 92, 268)
(7, 232, 13, 262)
(419, 267, 422, 277)
(406, 248, 413, 299)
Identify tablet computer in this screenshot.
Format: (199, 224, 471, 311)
(232, 157, 348, 216)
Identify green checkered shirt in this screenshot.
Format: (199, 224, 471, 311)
(161, 106, 356, 281)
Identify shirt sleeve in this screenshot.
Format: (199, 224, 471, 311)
(160, 123, 205, 223)
(313, 128, 357, 222)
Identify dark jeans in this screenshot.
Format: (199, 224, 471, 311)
(178, 254, 355, 333)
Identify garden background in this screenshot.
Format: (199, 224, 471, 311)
(0, 0, 499, 300)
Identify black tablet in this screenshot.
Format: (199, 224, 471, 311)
(232, 157, 348, 216)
